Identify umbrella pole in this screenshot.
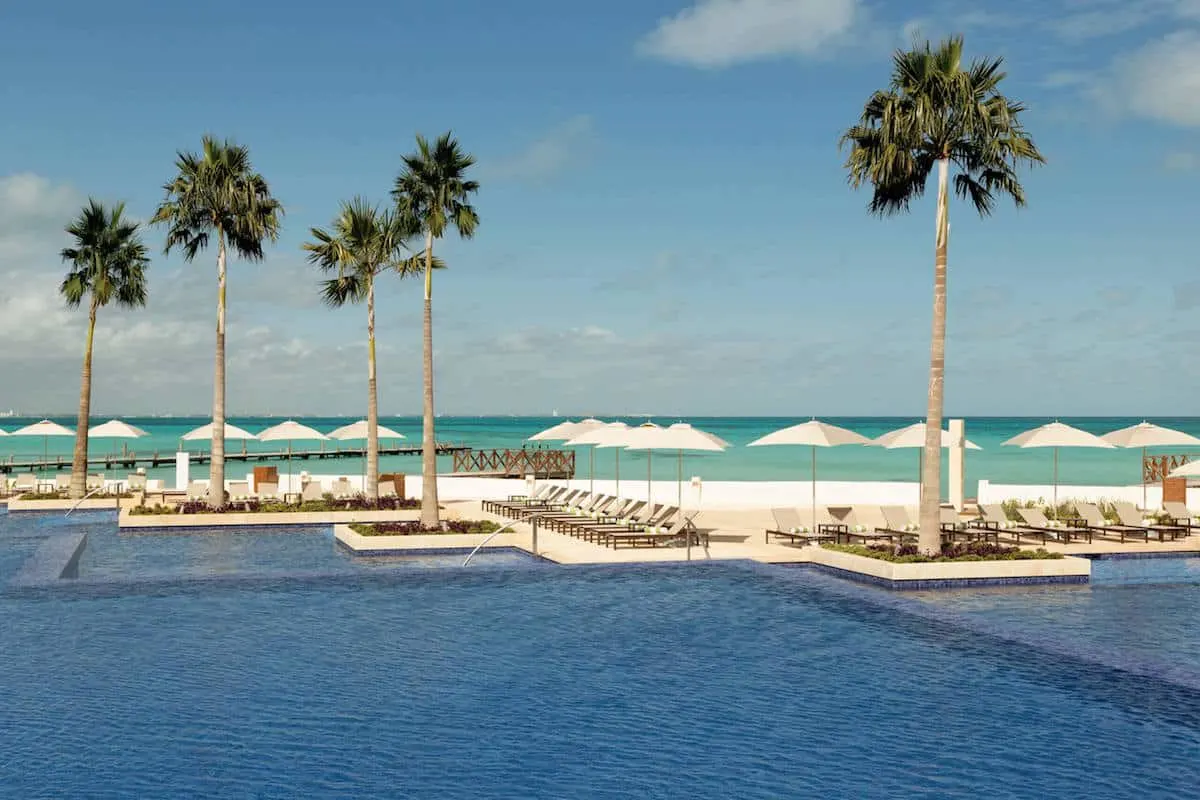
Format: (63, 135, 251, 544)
(647, 450, 653, 509)
(589, 446, 595, 496)
(811, 446, 817, 531)
(1142, 446, 1147, 511)
(1053, 447, 1059, 519)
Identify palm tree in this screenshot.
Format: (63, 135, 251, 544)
(60, 200, 150, 500)
(392, 132, 480, 527)
(303, 198, 428, 501)
(840, 36, 1043, 554)
(151, 136, 283, 509)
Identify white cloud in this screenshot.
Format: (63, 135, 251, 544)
(637, 0, 861, 67)
(1102, 31, 1200, 126)
(485, 116, 596, 182)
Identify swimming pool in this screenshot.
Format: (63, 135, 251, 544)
(3, 509, 1199, 798)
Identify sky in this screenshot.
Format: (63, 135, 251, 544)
(0, 0, 1197, 417)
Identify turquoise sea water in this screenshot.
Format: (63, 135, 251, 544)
(2, 416, 1197, 493)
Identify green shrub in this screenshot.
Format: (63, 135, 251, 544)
(350, 520, 502, 536)
(823, 542, 1063, 563)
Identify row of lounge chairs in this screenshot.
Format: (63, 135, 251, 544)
(184, 478, 398, 506)
(768, 500, 1198, 548)
(484, 485, 705, 549)
(3, 472, 124, 494)
(767, 505, 1000, 547)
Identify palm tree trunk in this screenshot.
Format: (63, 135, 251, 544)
(420, 230, 439, 527)
(209, 234, 227, 509)
(918, 157, 951, 555)
(68, 298, 98, 500)
(365, 278, 379, 502)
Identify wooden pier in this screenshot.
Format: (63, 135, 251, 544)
(0, 443, 470, 474)
(452, 448, 575, 479)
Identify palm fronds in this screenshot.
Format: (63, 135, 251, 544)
(59, 199, 150, 309)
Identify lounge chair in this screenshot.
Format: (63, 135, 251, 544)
(570, 501, 658, 543)
(257, 482, 280, 502)
(841, 505, 910, 545)
(1016, 507, 1093, 543)
(330, 478, 354, 500)
(1113, 502, 1185, 541)
(1163, 501, 1199, 533)
(186, 481, 209, 502)
(971, 504, 1047, 545)
(1070, 501, 1152, 544)
(555, 498, 641, 539)
(606, 507, 705, 549)
(512, 489, 583, 519)
(228, 481, 252, 506)
(86, 473, 105, 491)
(13, 474, 36, 495)
(301, 481, 324, 502)
(766, 507, 837, 545)
(126, 473, 147, 492)
(483, 484, 554, 514)
(377, 481, 398, 499)
(1073, 503, 1149, 543)
(55, 473, 71, 491)
(540, 494, 616, 532)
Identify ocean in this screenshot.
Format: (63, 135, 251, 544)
(2, 416, 1196, 494)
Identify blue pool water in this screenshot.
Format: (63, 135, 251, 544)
(3, 510, 1200, 798)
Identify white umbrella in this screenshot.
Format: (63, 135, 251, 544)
(748, 419, 873, 530)
(182, 422, 259, 441)
(528, 418, 603, 442)
(258, 420, 329, 489)
(874, 422, 981, 504)
(540, 418, 605, 493)
(564, 421, 629, 495)
(88, 419, 150, 438)
(625, 422, 730, 560)
(1105, 422, 1200, 508)
(327, 419, 406, 441)
(11, 419, 75, 468)
(1003, 421, 1114, 516)
(89, 419, 150, 461)
(0, 428, 8, 436)
(1169, 461, 1200, 478)
(328, 419, 406, 492)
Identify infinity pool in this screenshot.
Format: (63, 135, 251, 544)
(3, 509, 1199, 798)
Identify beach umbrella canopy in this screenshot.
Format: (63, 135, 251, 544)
(528, 418, 604, 442)
(88, 420, 150, 438)
(182, 422, 259, 441)
(257, 420, 329, 442)
(327, 420, 405, 441)
(625, 422, 730, 560)
(874, 422, 981, 450)
(564, 421, 628, 495)
(1102, 422, 1200, 508)
(0, 428, 7, 436)
(11, 419, 75, 469)
(1003, 422, 1114, 515)
(748, 420, 872, 530)
(1169, 461, 1200, 478)
(12, 419, 75, 438)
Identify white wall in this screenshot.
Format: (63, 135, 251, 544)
(976, 480, 1200, 510)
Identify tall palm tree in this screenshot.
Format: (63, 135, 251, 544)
(303, 198, 428, 501)
(60, 200, 150, 500)
(840, 36, 1043, 554)
(392, 132, 480, 527)
(151, 136, 283, 509)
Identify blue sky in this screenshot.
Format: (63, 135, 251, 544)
(0, 0, 1197, 417)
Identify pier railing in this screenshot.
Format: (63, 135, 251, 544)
(452, 448, 575, 479)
